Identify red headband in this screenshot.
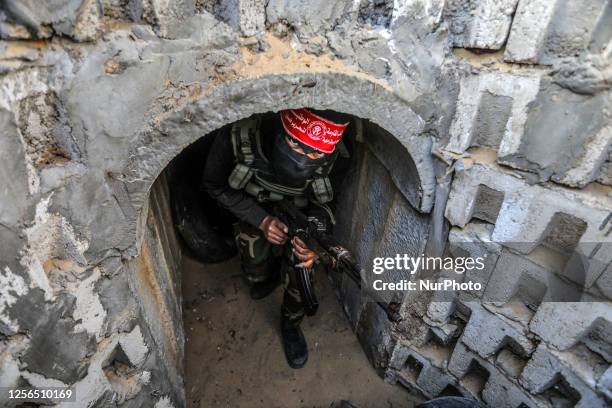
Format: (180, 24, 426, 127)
(280, 109, 348, 154)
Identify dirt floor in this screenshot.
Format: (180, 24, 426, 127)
(182, 254, 423, 408)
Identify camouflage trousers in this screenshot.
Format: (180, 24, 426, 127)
(235, 221, 315, 327)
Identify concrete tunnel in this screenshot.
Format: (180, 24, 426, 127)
(151, 110, 433, 406)
(0, 1, 611, 407)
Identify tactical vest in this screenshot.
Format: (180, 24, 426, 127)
(227, 117, 336, 207)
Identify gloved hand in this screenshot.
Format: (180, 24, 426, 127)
(292, 236, 317, 268)
(259, 215, 288, 245)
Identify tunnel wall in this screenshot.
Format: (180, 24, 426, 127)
(124, 169, 185, 404)
(0, 1, 611, 407)
(333, 125, 431, 370)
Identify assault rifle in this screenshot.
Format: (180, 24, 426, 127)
(274, 200, 401, 323)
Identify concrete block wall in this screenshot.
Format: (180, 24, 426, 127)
(0, 0, 610, 407)
(445, 0, 519, 50)
(444, 0, 612, 189)
(505, 0, 611, 65)
(392, 156, 612, 406)
(385, 1, 612, 407)
(447, 72, 611, 188)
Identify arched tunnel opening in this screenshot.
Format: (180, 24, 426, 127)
(141, 110, 432, 407)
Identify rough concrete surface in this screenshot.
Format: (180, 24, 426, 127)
(0, 0, 611, 407)
(182, 255, 421, 408)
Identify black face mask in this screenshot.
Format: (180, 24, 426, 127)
(271, 133, 328, 186)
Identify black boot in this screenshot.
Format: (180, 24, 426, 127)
(249, 274, 281, 299)
(281, 318, 308, 369)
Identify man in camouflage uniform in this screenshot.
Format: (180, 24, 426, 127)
(202, 108, 348, 368)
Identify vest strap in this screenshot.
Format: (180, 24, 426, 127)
(228, 163, 254, 189)
(311, 177, 333, 203)
(231, 118, 259, 165)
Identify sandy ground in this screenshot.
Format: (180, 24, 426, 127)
(182, 254, 422, 408)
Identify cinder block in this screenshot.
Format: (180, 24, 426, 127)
(422, 225, 495, 325)
(496, 348, 528, 380)
(444, 0, 519, 50)
(497, 78, 612, 188)
(481, 373, 539, 408)
(530, 302, 612, 362)
(552, 125, 612, 188)
(389, 341, 416, 371)
(505, 0, 610, 64)
(458, 301, 534, 359)
(520, 344, 609, 408)
(448, 342, 540, 407)
(446, 73, 540, 155)
(482, 248, 582, 307)
(390, 341, 467, 399)
(503, 0, 557, 63)
(445, 162, 612, 289)
(413, 337, 456, 370)
(448, 71, 611, 189)
(417, 364, 464, 399)
(426, 296, 456, 325)
(448, 223, 502, 298)
(419, 278, 463, 344)
(424, 225, 502, 343)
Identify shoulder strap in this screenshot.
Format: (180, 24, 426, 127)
(311, 176, 333, 203)
(228, 118, 262, 189)
(230, 117, 260, 165)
